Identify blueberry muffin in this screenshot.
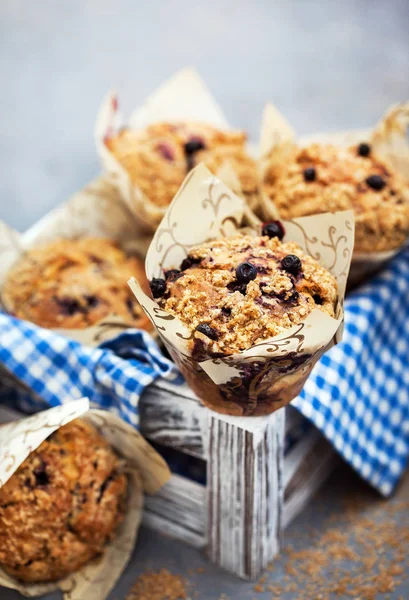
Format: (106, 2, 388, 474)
(2, 238, 152, 330)
(262, 142, 409, 253)
(105, 121, 259, 210)
(0, 419, 127, 583)
(150, 224, 337, 360)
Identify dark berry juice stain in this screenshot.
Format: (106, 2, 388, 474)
(126, 297, 139, 318)
(85, 295, 99, 308)
(33, 461, 50, 487)
(56, 297, 82, 316)
(164, 269, 183, 282)
(180, 255, 202, 271)
(216, 352, 313, 413)
(195, 323, 219, 340)
(97, 472, 116, 504)
(156, 142, 175, 161)
(227, 281, 248, 295)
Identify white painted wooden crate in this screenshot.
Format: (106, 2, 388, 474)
(0, 366, 338, 580)
(140, 379, 338, 579)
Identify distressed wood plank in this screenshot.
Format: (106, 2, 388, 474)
(205, 409, 285, 579)
(140, 380, 304, 458)
(142, 429, 338, 557)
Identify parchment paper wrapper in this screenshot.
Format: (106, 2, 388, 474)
(259, 102, 409, 287)
(0, 398, 170, 599)
(0, 176, 153, 345)
(95, 67, 260, 232)
(128, 164, 354, 416)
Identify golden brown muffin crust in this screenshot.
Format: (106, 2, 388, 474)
(105, 121, 259, 209)
(3, 238, 152, 330)
(262, 142, 409, 253)
(0, 419, 127, 583)
(156, 233, 337, 357)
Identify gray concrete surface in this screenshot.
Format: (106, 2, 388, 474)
(1, 0, 409, 598)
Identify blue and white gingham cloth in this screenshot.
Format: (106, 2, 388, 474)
(294, 246, 409, 496)
(0, 247, 408, 495)
(0, 317, 181, 428)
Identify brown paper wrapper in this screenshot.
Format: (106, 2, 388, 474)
(128, 164, 354, 416)
(259, 102, 409, 287)
(95, 68, 260, 232)
(0, 398, 170, 599)
(0, 176, 153, 345)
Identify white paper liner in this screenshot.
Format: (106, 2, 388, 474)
(259, 102, 409, 286)
(0, 399, 170, 598)
(128, 164, 354, 416)
(95, 68, 259, 231)
(0, 176, 153, 345)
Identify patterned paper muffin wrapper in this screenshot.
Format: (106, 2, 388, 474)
(128, 164, 354, 416)
(258, 102, 409, 287)
(95, 67, 260, 232)
(0, 176, 154, 345)
(0, 398, 171, 599)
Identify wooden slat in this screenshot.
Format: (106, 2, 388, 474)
(142, 429, 338, 557)
(205, 409, 285, 579)
(141, 380, 304, 458)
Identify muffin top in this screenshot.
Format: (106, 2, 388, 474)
(262, 142, 409, 253)
(2, 237, 152, 330)
(152, 229, 338, 358)
(105, 121, 259, 209)
(0, 419, 127, 583)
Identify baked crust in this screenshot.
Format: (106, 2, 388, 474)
(3, 238, 152, 330)
(106, 121, 259, 209)
(0, 419, 127, 583)
(158, 233, 337, 357)
(262, 143, 409, 253)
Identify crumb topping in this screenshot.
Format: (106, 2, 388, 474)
(3, 238, 152, 330)
(156, 233, 338, 357)
(106, 121, 259, 209)
(0, 419, 127, 583)
(262, 143, 409, 253)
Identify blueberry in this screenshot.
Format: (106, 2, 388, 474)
(184, 137, 206, 155)
(313, 293, 323, 305)
(149, 277, 167, 298)
(366, 175, 386, 191)
(281, 254, 302, 275)
(357, 142, 371, 157)
(262, 220, 285, 240)
(165, 269, 182, 282)
(235, 262, 257, 285)
(195, 323, 219, 341)
(303, 167, 316, 182)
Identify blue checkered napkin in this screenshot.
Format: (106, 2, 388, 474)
(293, 246, 409, 496)
(0, 314, 180, 428)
